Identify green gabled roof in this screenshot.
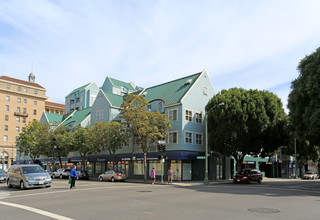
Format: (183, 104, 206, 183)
(142, 72, 202, 106)
(102, 90, 124, 108)
(109, 77, 138, 91)
(45, 112, 64, 125)
(62, 107, 91, 127)
(66, 83, 90, 97)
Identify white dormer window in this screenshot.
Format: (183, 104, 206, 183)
(203, 86, 208, 95)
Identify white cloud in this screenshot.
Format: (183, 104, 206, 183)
(0, 0, 320, 109)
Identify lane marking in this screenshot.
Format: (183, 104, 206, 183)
(6, 184, 156, 199)
(209, 185, 320, 194)
(0, 201, 74, 220)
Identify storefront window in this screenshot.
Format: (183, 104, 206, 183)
(134, 161, 144, 175)
(170, 160, 182, 181)
(149, 161, 161, 176)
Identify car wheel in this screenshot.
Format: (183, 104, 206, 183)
(46, 185, 51, 188)
(111, 177, 115, 182)
(247, 179, 251, 184)
(20, 181, 25, 190)
(7, 179, 12, 188)
(60, 174, 63, 179)
(99, 177, 103, 182)
(258, 178, 262, 184)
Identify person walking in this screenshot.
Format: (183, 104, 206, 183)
(168, 167, 173, 184)
(150, 168, 156, 184)
(70, 165, 78, 189)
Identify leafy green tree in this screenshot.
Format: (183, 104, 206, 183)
(288, 47, 320, 162)
(41, 126, 74, 169)
(18, 121, 50, 163)
(207, 88, 288, 171)
(92, 121, 129, 169)
(120, 94, 172, 181)
(72, 126, 100, 171)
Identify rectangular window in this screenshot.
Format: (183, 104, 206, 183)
(24, 88, 28, 93)
(22, 118, 26, 123)
(5, 105, 9, 111)
(33, 110, 37, 115)
(34, 90, 38, 94)
(22, 127, 25, 132)
(195, 133, 203, 145)
(169, 131, 178, 144)
(168, 109, 178, 121)
(23, 108, 27, 114)
(18, 87, 21, 92)
(185, 131, 192, 144)
(17, 98, 21, 103)
(4, 135, 8, 142)
(16, 117, 20, 122)
(96, 110, 103, 120)
(6, 96, 10, 101)
(16, 127, 20, 132)
(5, 115, 9, 121)
(4, 125, 8, 131)
(6, 84, 10, 89)
(203, 86, 208, 95)
(34, 101, 37, 106)
(133, 161, 144, 175)
(16, 136, 19, 142)
(17, 107, 21, 113)
(195, 112, 202, 124)
(23, 99, 27, 104)
(185, 110, 192, 121)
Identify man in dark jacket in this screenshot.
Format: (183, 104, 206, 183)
(70, 165, 78, 189)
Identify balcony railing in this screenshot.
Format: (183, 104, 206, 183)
(14, 112, 28, 117)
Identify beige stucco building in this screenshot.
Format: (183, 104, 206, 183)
(0, 73, 46, 169)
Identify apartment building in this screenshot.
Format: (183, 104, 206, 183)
(0, 73, 46, 169)
(45, 101, 65, 115)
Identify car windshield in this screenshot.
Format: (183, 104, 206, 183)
(0, 170, 5, 173)
(22, 166, 45, 174)
(239, 170, 251, 175)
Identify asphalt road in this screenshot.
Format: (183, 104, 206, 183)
(0, 179, 319, 220)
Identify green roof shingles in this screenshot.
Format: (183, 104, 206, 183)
(109, 78, 136, 91)
(45, 112, 64, 125)
(143, 72, 202, 106)
(102, 90, 123, 108)
(66, 83, 90, 97)
(62, 107, 91, 127)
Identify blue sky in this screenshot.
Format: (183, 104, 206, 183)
(1, 0, 320, 112)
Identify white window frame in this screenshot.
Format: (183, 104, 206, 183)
(195, 112, 203, 124)
(17, 98, 21, 103)
(6, 96, 10, 101)
(24, 88, 28, 93)
(4, 125, 8, 131)
(185, 109, 193, 122)
(195, 133, 203, 145)
(96, 110, 103, 121)
(184, 131, 193, 144)
(168, 109, 178, 121)
(5, 105, 9, 111)
(17, 107, 21, 113)
(4, 135, 8, 142)
(23, 99, 27, 104)
(168, 131, 178, 144)
(16, 126, 20, 132)
(34, 101, 37, 106)
(203, 86, 208, 96)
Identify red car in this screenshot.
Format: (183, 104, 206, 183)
(233, 169, 263, 184)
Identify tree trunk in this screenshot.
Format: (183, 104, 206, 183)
(81, 153, 86, 171)
(59, 157, 63, 168)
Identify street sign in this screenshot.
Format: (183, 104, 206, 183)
(158, 140, 166, 145)
(197, 156, 205, 159)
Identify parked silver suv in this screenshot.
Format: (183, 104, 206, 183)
(7, 164, 52, 189)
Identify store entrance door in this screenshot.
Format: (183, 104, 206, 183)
(183, 163, 191, 180)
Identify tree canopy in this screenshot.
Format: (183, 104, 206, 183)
(92, 121, 129, 167)
(207, 88, 288, 171)
(120, 94, 172, 181)
(288, 47, 320, 162)
(18, 121, 50, 162)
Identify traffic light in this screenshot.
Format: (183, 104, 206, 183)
(162, 145, 166, 152)
(157, 145, 162, 152)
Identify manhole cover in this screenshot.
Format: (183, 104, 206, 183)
(137, 191, 152, 192)
(248, 208, 280, 214)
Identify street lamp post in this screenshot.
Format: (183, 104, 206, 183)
(204, 103, 225, 185)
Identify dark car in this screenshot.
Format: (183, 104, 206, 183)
(233, 169, 263, 184)
(77, 170, 89, 180)
(0, 169, 6, 183)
